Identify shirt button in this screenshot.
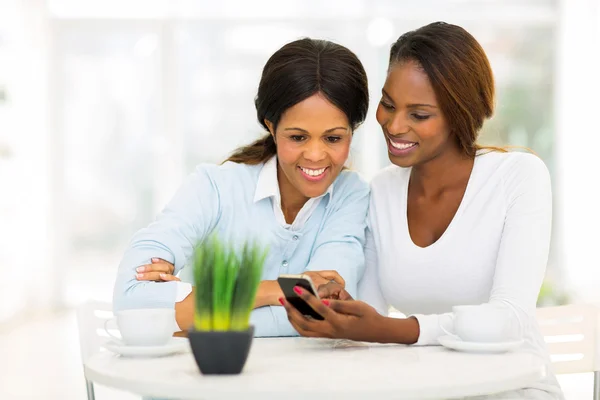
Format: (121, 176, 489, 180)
(282, 261, 289, 268)
(292, 235, 299, 241)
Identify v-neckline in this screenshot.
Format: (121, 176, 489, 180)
(402, 155, 479, 250)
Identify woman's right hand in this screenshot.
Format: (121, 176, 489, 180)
(317, 282, 354, 301)
(255, 270, 347, 308)
(303, 270, 346, 289)
(135, 258, 180, 282)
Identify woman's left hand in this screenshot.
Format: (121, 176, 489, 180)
(281, 287, 385, 342)
(135, 258, 180, 282)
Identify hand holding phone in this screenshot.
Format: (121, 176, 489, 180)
(277, 274, 324, 320)
(316, 281, 354, 301)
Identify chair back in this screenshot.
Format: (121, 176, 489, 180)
(76, 300, 116, 364)
(536, 304, 600, 374)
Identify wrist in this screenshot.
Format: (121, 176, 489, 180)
(254, 280, 283, 308)
(266, 280, 284, 305)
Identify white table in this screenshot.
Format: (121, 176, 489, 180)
(85, 337, 546, 399)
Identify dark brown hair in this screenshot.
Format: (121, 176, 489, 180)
(389, 22, 502, 157)
(226, 38, 369, 165)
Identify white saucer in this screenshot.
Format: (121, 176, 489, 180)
(103, 337, 190, 357)
(438, 335, 525, 353)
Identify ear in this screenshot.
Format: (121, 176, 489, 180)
(264, 119, 276, 142)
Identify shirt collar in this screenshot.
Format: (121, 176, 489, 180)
(253, 156, 334, 203)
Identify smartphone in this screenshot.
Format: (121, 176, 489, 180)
(277, 274, 324, 320)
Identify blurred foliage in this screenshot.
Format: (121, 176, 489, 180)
(480, 27, 555, 170)
(538, 279, 571, 307)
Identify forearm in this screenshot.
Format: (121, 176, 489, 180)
(113, 243, 180, 312)
(175, 283, 291, 334)
(368, 316, 420, 345)
(174, 288, 195, 332)
(253, 280, 283, 309)
(113, 269, 179, 312)
(251, 306, 300, 337)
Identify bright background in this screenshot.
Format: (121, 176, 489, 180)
(0, 0, 599, 398)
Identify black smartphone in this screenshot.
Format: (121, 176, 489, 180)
(277, 274, 324, 320)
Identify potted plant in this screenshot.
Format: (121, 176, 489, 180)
(188, 235, 267, 375)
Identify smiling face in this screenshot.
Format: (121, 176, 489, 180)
(266, 93, 351, 203)
(376, 60, 456, 168)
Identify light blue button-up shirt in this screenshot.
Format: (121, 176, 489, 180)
(113, 158, 369, 337)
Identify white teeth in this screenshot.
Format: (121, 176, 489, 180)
(300, 167, 326, 177)
(390, 141, 417, 150)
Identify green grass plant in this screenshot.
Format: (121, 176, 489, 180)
(193, 236, 267, 332)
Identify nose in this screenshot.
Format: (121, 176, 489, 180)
(303, 139, 327, 162)
(386, 112, 410, 136)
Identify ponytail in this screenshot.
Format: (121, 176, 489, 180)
(224, 134, 276, 165)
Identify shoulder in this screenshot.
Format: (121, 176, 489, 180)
(190, 161, 261, 187)
(477, 150, 552, 205)
(479, 150, 547, 172)
(194, 161, 262, 178)
(332, 169, 370, 196)
(370, 164, 409, 194)
(328, 169, 370, 210)
(478, 150, 550, 186)
(507, 151, 550, 178)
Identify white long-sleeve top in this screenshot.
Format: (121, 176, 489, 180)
(359, 151, 563, 398)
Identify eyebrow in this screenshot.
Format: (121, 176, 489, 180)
(382, 89, 437, 109)
(283, 127, 349, 134)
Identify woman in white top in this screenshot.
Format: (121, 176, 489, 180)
(281, 22, 563, 399)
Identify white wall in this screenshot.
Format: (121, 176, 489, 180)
(0, 0, 54, 323)
(555, 0, 600, 302)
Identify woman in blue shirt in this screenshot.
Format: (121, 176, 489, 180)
(112, 38, 370, 337)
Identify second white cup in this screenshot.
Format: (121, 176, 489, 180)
(442, 304, 521, 343)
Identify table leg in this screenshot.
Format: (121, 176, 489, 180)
(594, 370, 599, 400)
(85, 379, 95, 400)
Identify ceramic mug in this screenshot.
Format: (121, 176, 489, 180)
(104, 308, 176, 346)
(441, 304, 521, 343)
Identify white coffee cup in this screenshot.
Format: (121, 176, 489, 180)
(104, 308, 176, 346)
(441, 304, 521, 343)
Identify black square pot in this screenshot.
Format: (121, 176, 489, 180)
(188, 326, 254, 375)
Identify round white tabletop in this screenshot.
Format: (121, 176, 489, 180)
(85, 337, 546, 400)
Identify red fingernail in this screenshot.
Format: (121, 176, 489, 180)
(322, 300, 330, 306)
(293, 287, 303, 295)
(278, 297, 285, 305)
